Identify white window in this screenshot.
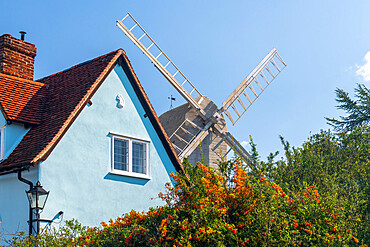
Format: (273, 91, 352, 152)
(111, 133, 149, 179)
(0, 127, 4, 160)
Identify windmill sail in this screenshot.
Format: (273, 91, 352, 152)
(171, 120, 211, 160)
(117, 13, 206, 116)
(222, 48, 286, 125)
(223, 132, 253, 164)
(117, 13, 286, 167)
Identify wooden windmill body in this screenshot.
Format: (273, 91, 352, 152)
(159, 96, 227, 168)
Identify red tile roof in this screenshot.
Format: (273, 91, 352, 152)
(0, 74, 45, 124)
(0, 49, 182, 173)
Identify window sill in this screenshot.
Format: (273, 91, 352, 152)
(109, 170, 151, 180)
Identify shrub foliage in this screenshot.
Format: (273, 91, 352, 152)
(255, 126, 370, 245)
(11, 159, 359, 246)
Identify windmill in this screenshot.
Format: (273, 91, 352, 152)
(117, 13, 286, 167)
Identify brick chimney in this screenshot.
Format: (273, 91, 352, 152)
(0, 34, 37, 80)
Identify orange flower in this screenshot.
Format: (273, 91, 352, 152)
(352, 236, 359, 243)
(300, 228, 312, 234)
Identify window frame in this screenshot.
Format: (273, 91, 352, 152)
(0, 126, 4, 160)
(110, 133, 150, 179)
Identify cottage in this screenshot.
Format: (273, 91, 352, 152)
(0, 33, 182, 238)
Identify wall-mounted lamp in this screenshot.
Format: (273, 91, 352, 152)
(26, 181, 49, 210)
(25, 181, 49, 235)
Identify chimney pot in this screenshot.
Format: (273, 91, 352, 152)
(19, 31, 26, 41)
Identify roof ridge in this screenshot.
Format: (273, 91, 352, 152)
(0, 73, 44, 87)
(36, 49, 123, 82)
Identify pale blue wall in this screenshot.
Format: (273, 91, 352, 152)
(0, 112, 30, 160)
(38, 64, 177, 227)
(0, 167, 38, 243)
(0, 105, 37, 245)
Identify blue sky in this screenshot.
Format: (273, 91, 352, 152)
(1, 1, 370, 160)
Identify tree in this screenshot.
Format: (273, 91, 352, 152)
(257, 127, 370, 245)
(326, 84, 370, 131)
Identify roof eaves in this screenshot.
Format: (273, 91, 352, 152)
(0, 164, 31, 176)
(0, 73, 45, 87)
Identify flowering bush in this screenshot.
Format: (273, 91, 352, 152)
(11, 159, 359, 246)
